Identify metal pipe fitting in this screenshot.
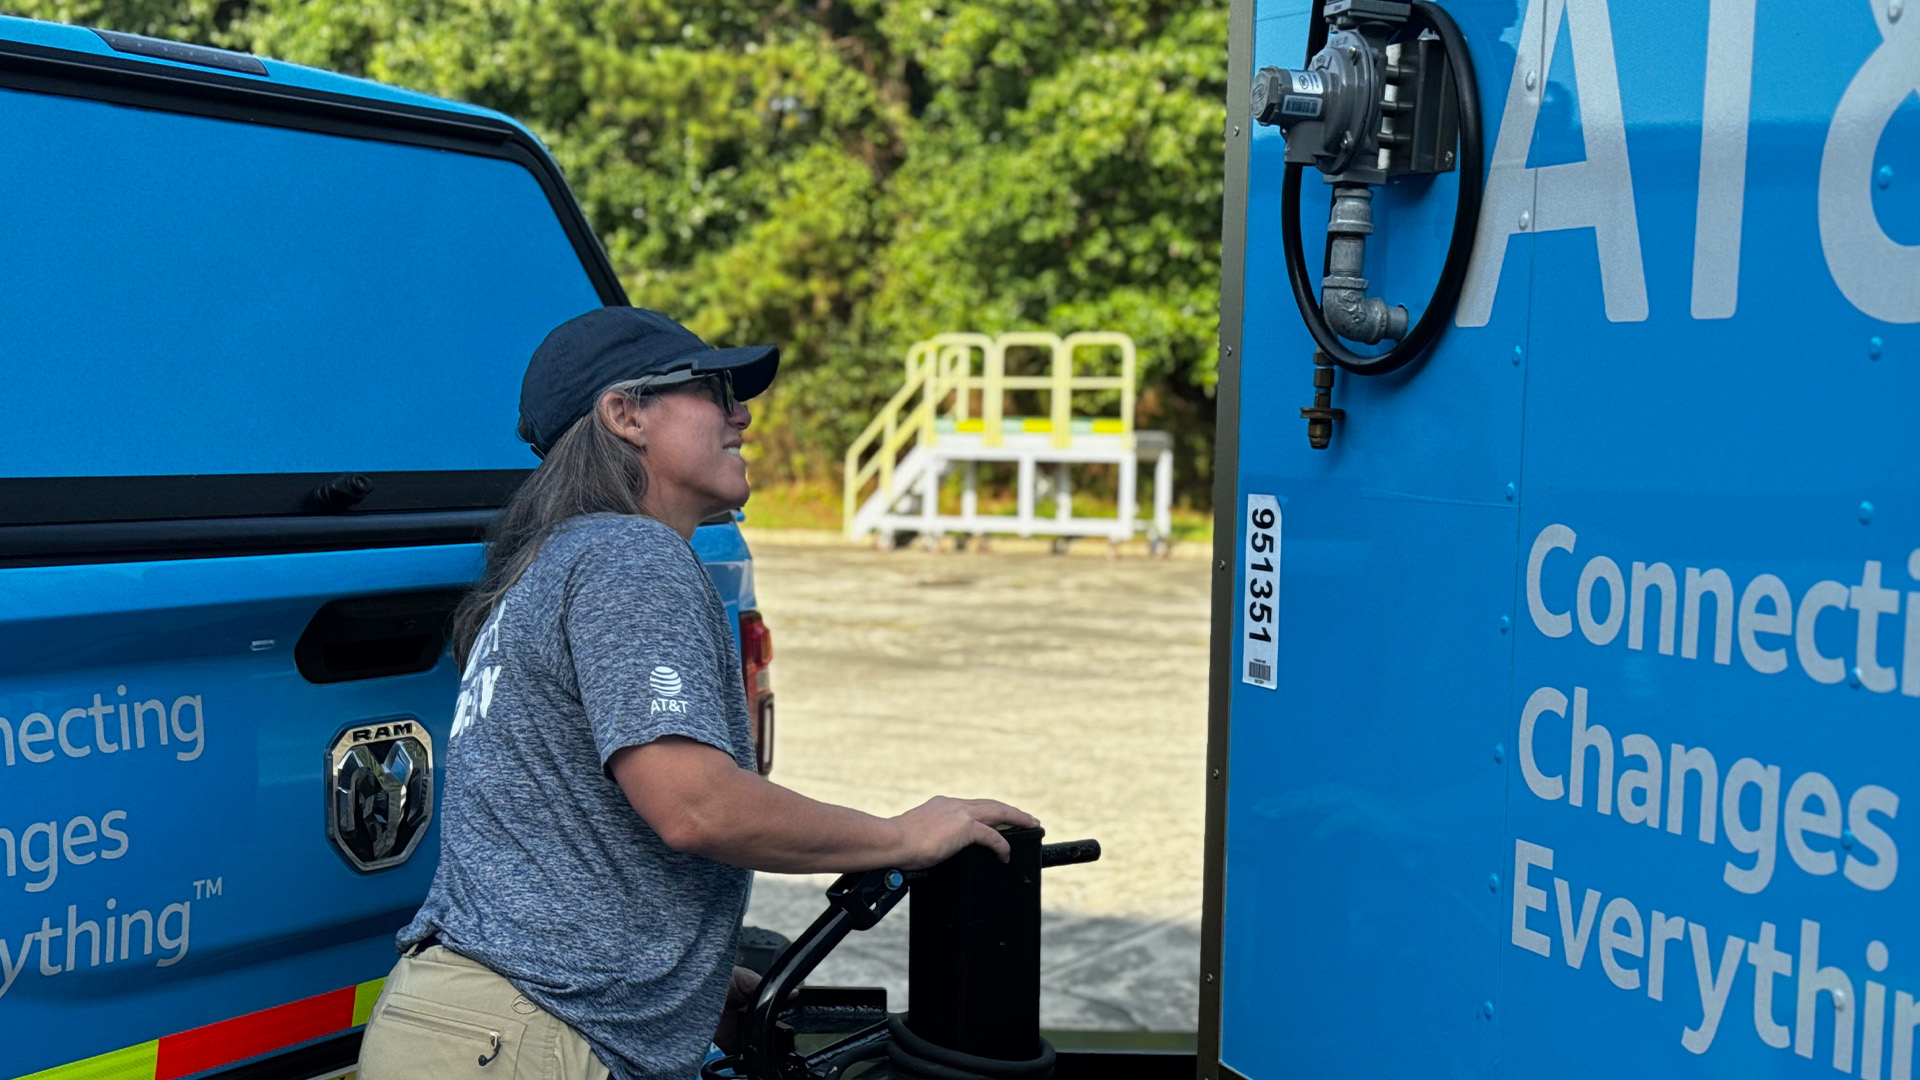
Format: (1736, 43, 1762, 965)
(1300, 350, 1344, 449)
(1321, 184, 1409, 345)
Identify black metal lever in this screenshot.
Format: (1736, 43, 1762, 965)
(1039, 839, 1101, 868)
(739, 866, 910, 1080)
(827, 867, 913, 931)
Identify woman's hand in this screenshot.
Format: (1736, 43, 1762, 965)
(888, 797, 1040, 869)
(712, 964, 763, 1055)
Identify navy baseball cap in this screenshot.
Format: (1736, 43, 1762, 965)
(519, 306, 779, 457)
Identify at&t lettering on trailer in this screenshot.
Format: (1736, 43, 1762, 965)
(1202, 0, 1917, 1078)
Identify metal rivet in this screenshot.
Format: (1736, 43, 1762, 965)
(1861, 500, 1875, 524)
(886, 870, 904, 889)
(1494, 743, 1505, 764)
(1525, 70, 1538, 90)
(1512, 345, 1523, 366)
(1500, 615, 1511, 633)
(1879, 165, 1895, 189)
(1518, 210, 1532, 230)
(1232, 124, 1242, 136)
(1217, 559, 1227, 571)
(1891, 0, 1904, 21)
(1488, 873, 1500, 893)
(1205, 972, 1216, 983)
(1851, 666, 1864, 688)
(1482, 1000, 1496, 1019)
(1443, 149, 1455, 166)
(1224, 344, 1234, 356)
(1870, 336, 1884, 359)
(1211, 768, 1221, 779)
(1505, 482, 1517, 502)
(1843, 828, 1857, 850)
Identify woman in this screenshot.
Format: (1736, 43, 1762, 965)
(358, 307, 1036, 1080)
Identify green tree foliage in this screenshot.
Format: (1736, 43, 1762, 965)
(13, 0, 1226, 500)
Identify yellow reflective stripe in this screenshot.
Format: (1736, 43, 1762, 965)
(13, 974, 386, 1080)
(1021, 418, 1052, 433)
(1091, 418, 1124, 434)
(14, 1040, 159, 1080)
(352, 977, 387, 1027)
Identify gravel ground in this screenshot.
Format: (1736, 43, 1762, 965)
(738, 534, 1210, 1032)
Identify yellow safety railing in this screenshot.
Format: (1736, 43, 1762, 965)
(844, 334, 983, 535)
(843, 331, 1137, 535)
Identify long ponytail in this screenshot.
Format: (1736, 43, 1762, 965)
(451, 381, 651, 667)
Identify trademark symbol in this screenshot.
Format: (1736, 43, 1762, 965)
(194, 877, 223, 899)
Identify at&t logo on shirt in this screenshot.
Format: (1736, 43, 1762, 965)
(649, 667, 688, 715)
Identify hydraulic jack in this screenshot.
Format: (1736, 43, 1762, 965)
(705, 828, 1102, 1080)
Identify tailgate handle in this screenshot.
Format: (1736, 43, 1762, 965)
(296, 590, 464, 684)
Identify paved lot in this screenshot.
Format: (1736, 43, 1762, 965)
(738, 534, 1210, 1032)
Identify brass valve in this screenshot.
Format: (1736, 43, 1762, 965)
(1300, 350, 1344, 449)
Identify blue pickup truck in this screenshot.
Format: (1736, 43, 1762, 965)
(0, 16, 772, 1079)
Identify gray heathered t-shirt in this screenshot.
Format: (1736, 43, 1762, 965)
(400, 513, 756, 1080)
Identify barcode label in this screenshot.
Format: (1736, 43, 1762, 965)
(1242, 494, 1280, 689)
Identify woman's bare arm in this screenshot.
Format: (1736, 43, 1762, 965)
(608, 735, 1038, 873)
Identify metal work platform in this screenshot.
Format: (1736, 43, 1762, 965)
(843, 332, 1174, 551)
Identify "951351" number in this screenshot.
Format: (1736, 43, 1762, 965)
(1242, 495, 1280, 688)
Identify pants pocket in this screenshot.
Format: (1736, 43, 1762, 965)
(359, 991, 529, 1079)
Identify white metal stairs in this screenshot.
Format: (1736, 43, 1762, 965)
(843, 332, 1174, 551)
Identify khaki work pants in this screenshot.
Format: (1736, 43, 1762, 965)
(358, 945, 611, 1080)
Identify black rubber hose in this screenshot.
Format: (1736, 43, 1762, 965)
(1280, 0, 1484, 376)
(885, 1014, 1058, 1080)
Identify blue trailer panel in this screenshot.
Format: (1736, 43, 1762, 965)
(1206, 1, 1920, 1077)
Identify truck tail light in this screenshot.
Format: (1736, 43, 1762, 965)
(740, 609, 775, 776)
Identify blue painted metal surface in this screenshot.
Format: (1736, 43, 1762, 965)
(0, 83, 590, 477)
(0, 546, 477, 1067)
(695, 517, 761, 642)
(0, 524, 750, 1076)
(1222, 1, 1919, 1077)
(0, 14, 507, 120)
(0, 17, 760, 1074)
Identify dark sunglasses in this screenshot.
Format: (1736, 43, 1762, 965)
(636, 370, 739, 413)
